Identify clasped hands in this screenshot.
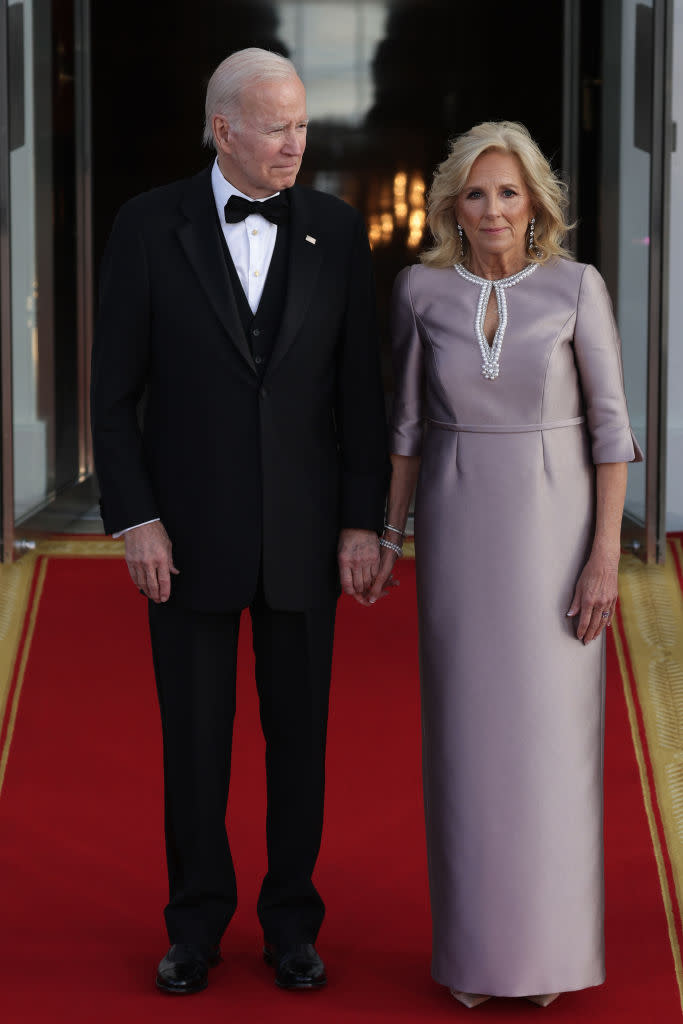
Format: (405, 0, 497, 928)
(337, 528, 399, 607)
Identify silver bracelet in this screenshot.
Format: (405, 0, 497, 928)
(379, 537, 403, 557)
(384, 521, 405, 537)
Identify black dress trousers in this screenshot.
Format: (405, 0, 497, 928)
(148, 574, 337, 949)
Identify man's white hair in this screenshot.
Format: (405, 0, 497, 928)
(203, 47, 299, 149)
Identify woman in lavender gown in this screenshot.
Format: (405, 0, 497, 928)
(368, 122, 641, 1008)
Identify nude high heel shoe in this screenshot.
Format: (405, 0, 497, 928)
(527, 993, 560, 1007)
(449, 989, 492, 1008)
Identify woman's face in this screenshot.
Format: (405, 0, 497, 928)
(455, 150, 534, 266)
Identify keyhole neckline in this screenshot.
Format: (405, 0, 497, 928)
(452, 262, 538, 288)
(453, 262, 539, 381)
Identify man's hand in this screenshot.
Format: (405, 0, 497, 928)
(124, 521, 179, 603)
(337, 528, 380, 606)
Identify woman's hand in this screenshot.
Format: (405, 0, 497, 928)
(364, 544, 401, 605)
(567, 547, 620, 644)
(360, 452, 419, 607)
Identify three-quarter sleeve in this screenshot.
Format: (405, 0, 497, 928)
(574, 264, 644, 464)
(389, 266, 425, 455)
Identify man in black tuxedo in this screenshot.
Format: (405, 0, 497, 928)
(91, 48, 389, 995)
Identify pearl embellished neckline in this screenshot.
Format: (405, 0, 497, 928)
(453, 262, 538, 380)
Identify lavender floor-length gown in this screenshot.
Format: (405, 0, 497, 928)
(390, 258, 641, 997)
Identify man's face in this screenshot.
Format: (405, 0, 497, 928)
(215, 76, 308, 197)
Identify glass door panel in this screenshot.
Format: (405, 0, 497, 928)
(8, 0, 85, 528)
(599, 0, 670, 561)
(600, 0, 651, 533)
(9, 0, 47, 521)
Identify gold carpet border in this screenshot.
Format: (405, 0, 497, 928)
(0, 538, 123, 795)
(34, 537, 124, 558)
(0, 554, 41, 767)
(615, 543, 683, 1009)
(613, 615, 683, 1010)
(0, 557, 48, 797)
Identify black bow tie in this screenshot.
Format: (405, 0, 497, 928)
(224, 193, 289, 225)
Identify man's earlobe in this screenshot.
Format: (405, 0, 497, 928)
(213, 116, 231, 153)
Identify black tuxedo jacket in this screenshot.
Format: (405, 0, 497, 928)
(91, 167, 389, 611)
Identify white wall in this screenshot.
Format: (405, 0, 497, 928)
(666, 0, 683, 531)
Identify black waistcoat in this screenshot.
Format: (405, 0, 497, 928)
(217, 215, 290, 374)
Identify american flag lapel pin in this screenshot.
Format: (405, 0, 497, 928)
(305, 235, 317, 245)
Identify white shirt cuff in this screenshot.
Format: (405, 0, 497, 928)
(112, 517, 160, 539)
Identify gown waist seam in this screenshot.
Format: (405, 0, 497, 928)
(426, 415, 586, 434)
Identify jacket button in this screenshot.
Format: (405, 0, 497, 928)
(255, 355, 263, 365)
(252, 327, 261, 337)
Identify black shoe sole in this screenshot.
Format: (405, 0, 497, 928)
(155, 977, 208, 995)
(274, 976, 327, 991)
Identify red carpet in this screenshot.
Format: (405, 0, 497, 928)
(0, 554, 680, 1021)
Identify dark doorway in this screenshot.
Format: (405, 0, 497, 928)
(91, 0, 565, 351)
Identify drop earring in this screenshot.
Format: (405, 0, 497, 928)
(528, 216, 537, 256)
(457, 223, 464, 258)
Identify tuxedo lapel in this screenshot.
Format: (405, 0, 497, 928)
(176, 168, 256, 372)
(266, 186, 323, 377)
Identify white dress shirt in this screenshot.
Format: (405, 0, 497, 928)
(211, 157, 280, 314)
(114, 161, 281, 538)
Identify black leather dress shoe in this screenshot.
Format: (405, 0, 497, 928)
(263, 942, 327, 990)
(156, 943, 222, 995)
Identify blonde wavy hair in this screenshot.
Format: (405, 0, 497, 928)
(421, 121, 572, 268)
